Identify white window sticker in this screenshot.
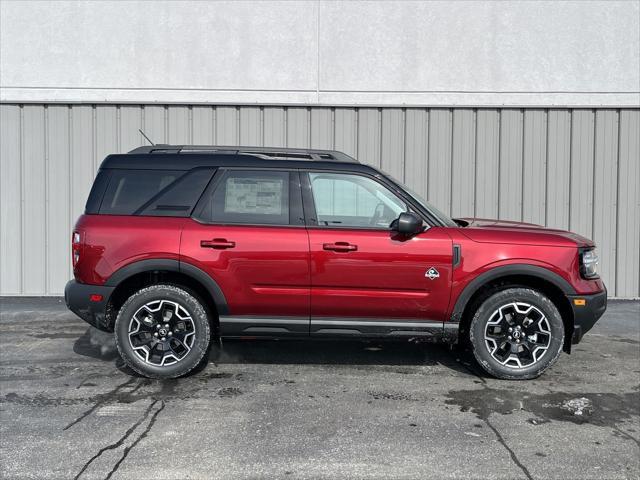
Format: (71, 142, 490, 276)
(224, 178, 283, 215)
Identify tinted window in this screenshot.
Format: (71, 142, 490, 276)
(201, 170, 290, 225)
(308, 172, 406, 228)
(137, 168, 214, 216)
(85, 170, 111, 214)
(100, 170, 181, 215)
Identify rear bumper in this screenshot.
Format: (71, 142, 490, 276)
(568, 287, 607, 344)
(64, 280, 115, 332)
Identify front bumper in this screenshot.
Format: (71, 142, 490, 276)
(64, 280, 115, 331)
(568, 287, 607, 344)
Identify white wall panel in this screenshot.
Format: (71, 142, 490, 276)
(546, 110, 572, 230)
(522, 110, 547, 225)
(451, 109, 476, 218)
(286, 108, 309, 149)
(593, 110, 620, 294)
(21, 106, 46, 294)
(403, 109, 429, 201)
(333, 109, 357, 159)
(569, 110, 595, 239)
(616, 110, 640, 298)
(1, 104, 638, 297)
(498, 109, 524, 220)
(263, 108, 286, 148)
(46, 105, 71, 293)
(2, 1, 637, 106)
(0, 105, 22, 294)
(428, 109, 453, 215)
(475, 110, 500, 219)
(380, 109, 405, 182)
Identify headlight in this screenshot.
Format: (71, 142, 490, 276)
(580, 248, 599, 279)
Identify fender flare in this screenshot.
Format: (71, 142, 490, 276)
(105, 259, 229, 315)
(450, 264, 576, 322)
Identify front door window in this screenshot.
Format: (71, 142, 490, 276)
(308, 172, 406, 229)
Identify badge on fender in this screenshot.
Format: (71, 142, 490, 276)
(425, 267, 440, 280)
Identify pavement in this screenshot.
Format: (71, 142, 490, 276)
(0, 297, 638, 480)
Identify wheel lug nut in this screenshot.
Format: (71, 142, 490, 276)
(508, 336, 512, 340)
(161, 337, 166, 341)
(154, 332, 158, 337)
(164, 324, 169, 328)
(508, 327, 513, 332)
(156, 324, 160, 329)
(168, 331, 173, 336)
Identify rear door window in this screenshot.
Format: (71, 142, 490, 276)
(196, 170, 297, 225)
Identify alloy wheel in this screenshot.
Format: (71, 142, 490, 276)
(483, 302, 552, 369)
(128, 300, 196, 366)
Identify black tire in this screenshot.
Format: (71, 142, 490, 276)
(114, 284, 211, 379)
(469, 287, 564, 380)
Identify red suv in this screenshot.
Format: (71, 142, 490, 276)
(65, 145, 606, 380)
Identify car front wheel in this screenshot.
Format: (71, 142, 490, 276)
(469, 287, 564, 380)
(114, 284, 211, 379)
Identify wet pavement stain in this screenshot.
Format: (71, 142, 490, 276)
(217, 386, 243, 397)
(445, 387, 640, 427)
(367, 390, 418, 401)
(29, 332, 85, 339)
(611, 337, 640, 345)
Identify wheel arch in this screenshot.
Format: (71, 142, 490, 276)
(452, 264, 576, 353)
(104, 259, 228, 330)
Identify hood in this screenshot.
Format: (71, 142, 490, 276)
(455, 217, 594, 248)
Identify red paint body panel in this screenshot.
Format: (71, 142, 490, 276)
(308, 227, 453, 320)
(446, 228, 604, 311)
(457, 218, 594, 247)
(73, 215, 184, 285)
(180, 220, 310, 316)
(73, 215, 604, 323)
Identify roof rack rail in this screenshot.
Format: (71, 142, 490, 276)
(127, 145, 357, 163)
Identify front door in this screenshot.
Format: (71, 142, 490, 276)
(181, 168, 310, 336)
(302, 171, 453, 336)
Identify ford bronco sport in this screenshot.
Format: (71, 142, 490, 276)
(65, 145, 607, 380)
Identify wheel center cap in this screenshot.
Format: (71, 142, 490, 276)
(512, 330, 522, 339)
(159, 328, 168, 337)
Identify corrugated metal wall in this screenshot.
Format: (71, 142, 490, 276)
(1, 104, 638, 297)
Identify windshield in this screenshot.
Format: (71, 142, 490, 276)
(385, 175, 458, 227)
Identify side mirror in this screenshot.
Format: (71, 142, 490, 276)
(391, 212, 424, 236)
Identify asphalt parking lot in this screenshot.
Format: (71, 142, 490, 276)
(0, 298, 638, 480)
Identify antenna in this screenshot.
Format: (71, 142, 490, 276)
(138, 129, 155, 145)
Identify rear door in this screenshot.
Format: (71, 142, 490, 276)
(302, 171, 453, 336)
(180, 168, 310, 336)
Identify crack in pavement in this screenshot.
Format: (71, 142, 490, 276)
(63, 378, 138, 431)
(484, 417, 534, 480)
(104, 399, 166, 480)
(612, 426, 640, 448)
(458, 360, 534, 480)
(73, 399, 165, 480)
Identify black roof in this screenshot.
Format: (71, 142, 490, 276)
(127, 145, 356, 162)
(100, 145, 371, 172)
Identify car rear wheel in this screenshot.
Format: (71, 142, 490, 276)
(114, 284, 211, 379)
(469, 287, 564, 380)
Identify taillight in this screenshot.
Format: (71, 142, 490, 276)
(72, 231, 82, 267)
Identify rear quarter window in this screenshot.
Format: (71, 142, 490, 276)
(97, 169, 213, 216)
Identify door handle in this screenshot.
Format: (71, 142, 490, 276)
(323, 242, 357, 252)
(201, 238, 236, 249)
